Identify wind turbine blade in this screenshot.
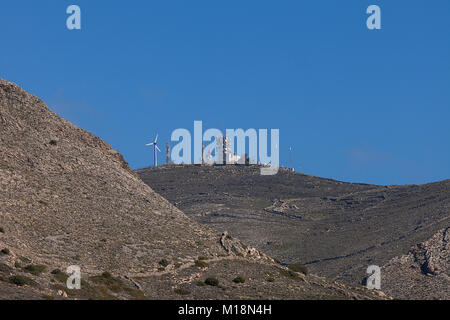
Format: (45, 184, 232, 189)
(156, 146, 161, 152)
(154, 134, 159, 143)
(146, 143, 155, 146)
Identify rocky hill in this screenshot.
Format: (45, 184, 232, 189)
(137, 165, 450, 298)
(0, 79, 384, 300)
(382, 227, 449, 300)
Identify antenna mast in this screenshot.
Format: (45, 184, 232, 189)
(289, 146, 293, 171)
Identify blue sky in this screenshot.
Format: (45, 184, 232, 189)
(1, 1, 449, 185)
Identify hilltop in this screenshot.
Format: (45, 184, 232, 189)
(137, 165, 449, 298)
(0, 79, 384, 300)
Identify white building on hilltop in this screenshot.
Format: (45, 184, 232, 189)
(216, 136, 241, 164)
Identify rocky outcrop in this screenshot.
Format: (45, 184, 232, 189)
(220, 232, 275, 262)
(382, 227, 450, 300)
(412, 227, 449, 275)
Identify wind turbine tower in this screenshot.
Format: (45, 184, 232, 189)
(146, 134, 161, 167)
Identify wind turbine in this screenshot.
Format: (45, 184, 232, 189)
(146, 134, 161, 167)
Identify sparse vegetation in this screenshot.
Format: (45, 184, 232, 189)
(195, 259, 209, 268)
(24, 264, 47, 276)
(205, 277, 219, 286)
(86, 272, 148, 300)
(9, 275, 37, 287)
(51, 268, 62, 274)
(90, 272, 124, 293)
(51, 269, 69, 283)
(197, 256, 208, 261)
(158, 259, 169, 267)
(233, 276, 245, 284)
(174, 288, 191, 295)
(196, 281, 206, 286)
(279, 269, 300, 280)
(288, 263, 308, 275)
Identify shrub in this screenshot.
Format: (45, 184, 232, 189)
(1, 248, 10, 255)
(197, 256, 208, 261)
(287, 263, 308, 275)
(9, 275, 37, 287)
(205, 278, 219, 286)
(51, 269, 69, 283)
(195, 260, 209, 268)
(51, 269, 62, 275)
(233, 276, 245, 284)
(0, 227, 4, 233)
(279, 269, 300, 280)
(24, 264, 47, 276)
(196, 281, 206, 287)
(174, 288, 191, 295)
(158, 259, 169, 267)
(14, 262, 21, 268)
(266, 277, 275, 282)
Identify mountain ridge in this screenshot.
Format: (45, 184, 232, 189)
(137, 164, 449, 299)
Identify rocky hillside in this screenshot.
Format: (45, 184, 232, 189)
(137, 165, 450, 296)
(382, 228, 449, 300)
(0, 79, 384, 300)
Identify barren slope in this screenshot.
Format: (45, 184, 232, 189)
(137, 165, 450, 291)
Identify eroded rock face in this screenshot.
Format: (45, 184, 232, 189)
(382, 228, 450, 300)
(412, 227, 449, 276)
(220, 232, 275, 261)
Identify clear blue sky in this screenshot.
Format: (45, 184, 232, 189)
(1, 1, 449, 185)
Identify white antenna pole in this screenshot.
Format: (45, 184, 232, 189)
(289, 146, 293, 171)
